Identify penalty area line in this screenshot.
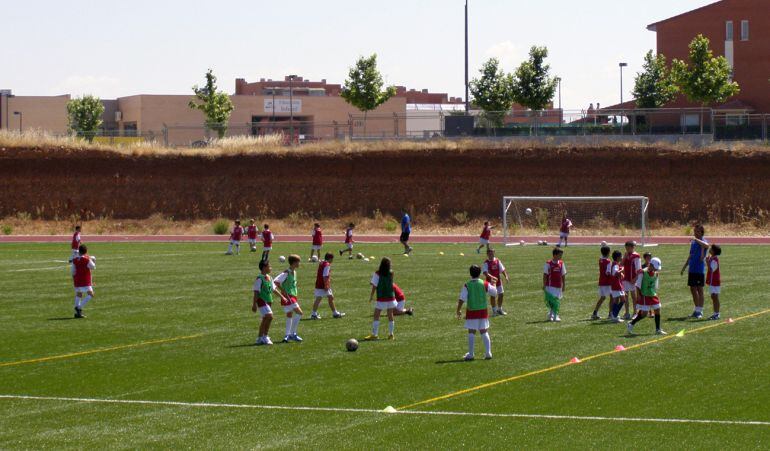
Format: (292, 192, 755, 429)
(0, 395, 767, 427)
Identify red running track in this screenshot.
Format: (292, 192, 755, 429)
(1, 235, 769, 245)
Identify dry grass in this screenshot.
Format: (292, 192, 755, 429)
(2, 129, 768, 158)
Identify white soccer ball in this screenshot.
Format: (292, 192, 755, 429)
(519, 240, 525, 246)
(601, 241, 608, 247)
(542, 241, 548, 246)
(311, 255, 319, 263)
(278, 255, 286, 263)
(356, 252, 364, 260)
(537, 240, 543, 245)
(364, 258, 370, 262)
(525, 208, 533, 216)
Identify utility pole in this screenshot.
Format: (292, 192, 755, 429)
(464, 0, 469, 113)
(619, 62, 628, 105)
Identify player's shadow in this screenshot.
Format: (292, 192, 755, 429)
(227, 343, 257, 348)
(666, 316, 694, 322)
(525, 320, 554, 324)
(435, 359, 471, 365)
(47, 317, 76, 321)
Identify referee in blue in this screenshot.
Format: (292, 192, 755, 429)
(680, 224, 709, 319)
(400, 208, 413, 255)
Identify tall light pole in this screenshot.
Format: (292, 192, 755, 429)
(13, 111, 22, 132)
(556, 77, 562, 125)
(288, 74, 296, 144)
(619, 62, 628, 105)
(464, 0, 469, 113)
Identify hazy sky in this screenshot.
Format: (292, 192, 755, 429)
(4, 0, 713, 110)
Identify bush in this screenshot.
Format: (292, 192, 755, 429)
(213, 219, 229, 235)
(384, 220, 398, 232)
(1, 224, 11, 235)
(452, 211, 469, 225)
(286, 211, 306, 227)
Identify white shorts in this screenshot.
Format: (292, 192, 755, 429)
(230, 239, 240, 245)
(598, 286, 612, 297)
(248, 239, 256, 245)
(710, 286, 721, 295)
(375, 300, 398, 311)
(263, 246, 272, 251)
(345, 243, 353, 250)
(465, 318, 490, 331)
(559, 232, 569, 239)
(636, 304, 661, 312)
(283, 303, 300, 313)
(396, 300, 406, 311)
(623, 281, 637, 292)
(258, 305, 273, 317)
(611, 290, 625, 299)
(314, 288, 333, 298)
(545, 286, 563, 299)
(491, 284, 504, 295)
(311, 245, 322, 251)
(635, 281, 642, 290)
(74, 286, 93, 294)
(479, 238, 489, 245)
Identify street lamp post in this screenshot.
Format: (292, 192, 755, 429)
(13, 111, 22, 132)
(556, 77, 562, 126)
(464, 0, 469, 113)
(288, 74, 296, 145)
(619, 62, 628, 105)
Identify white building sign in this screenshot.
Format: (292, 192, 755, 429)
(264, 99, 302, 113)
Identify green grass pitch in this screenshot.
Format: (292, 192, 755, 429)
(1, 242, 769, 449)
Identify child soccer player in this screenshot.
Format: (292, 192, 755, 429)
(705, 244, 722, 320)
(543, 247, 566, 322)
(274, 255, 304, 342)
(310, 253, 345, 319)
(339, 223, 355, 259)
(247, 220, 258, 253)
(558, 214, 573, 247)
(251, 260, 289, 345)
(637, 252, 654, 319)
(609, 250, 626, 323)
(261, 224, 274, 262)
(226, 220, 244, 255)
(627, 257, 667, 335)
(393, 283, 414, 316)
(69, 225, 82, 263)
(591, 245, 613, 320)
(482, 248, 510, 316)
(476, 221, 493, 254)
(309, 223, 323, 262)
(366, 257, 398, 340)
(71, 244, 95, 318)
(456, 264, 498, 361)
(622, 241, 642, 320)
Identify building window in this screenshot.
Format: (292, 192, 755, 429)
(741, 20, 749, 41)
(725, 21, 734, 41)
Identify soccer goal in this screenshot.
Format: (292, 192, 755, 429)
(502, 196, 650, 246)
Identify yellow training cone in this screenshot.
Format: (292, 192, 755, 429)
(383, 406, 397, 413)
(675, 330, 685, 338)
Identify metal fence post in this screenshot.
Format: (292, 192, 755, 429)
(348, 114, 353, 139)
(162, 123, 168, 147)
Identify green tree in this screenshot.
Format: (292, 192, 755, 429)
(188, 69, 235, 139)
(469, 58, 515, 128)
(512, 46, 558, 111)
(66, 95, 105, 142)
(672, 34, 740, 133)
(340, 54, 397, 137)
(633, 50, 679, 109)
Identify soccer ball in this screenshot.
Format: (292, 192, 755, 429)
(356, 252, 364, 260)
(439, 251, 445, 255)
(537, 240, 543, 245)
(278, 255, 286, 263)
(519, 240, 525, 246)
(601, 241, 608, 247)
(311, 255, 319, 263)
(364, 258, 370, 262)
(542, 241, 548, 246)
(346, 338, 359, 352)
(525, 208, 533, 216)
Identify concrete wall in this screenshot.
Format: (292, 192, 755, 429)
(0, 95, 70, 133)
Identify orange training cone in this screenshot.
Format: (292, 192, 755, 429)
(570, 357, 581, 364)
(727, 318, 735, 324)
(614, 345, 626, 352)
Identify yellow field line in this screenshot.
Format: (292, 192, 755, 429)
(398, 309, 770, 411)
(0, 334, 204, 368)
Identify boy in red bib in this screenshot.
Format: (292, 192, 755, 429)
(543, 247, 567, 322)
(246, 219, 259, 253)
(558, 214, 573, 247)
(310, 253, 345, 319)
(705, 243, 722, 320)
(69, 225, 82, 262)
(226, 220, 244, 255)
(591, 245, 613, 320)
(456, 265, 498, 361)
(482, 248, 509, 316)
(609, 250, 626, 322)
(252, 260, 289, 346)
(622, 241, 642, 320)
(309, 223, 323, 262)
(339, 223, 355, 259)
(476, 221, 494, 254)
(392, 283, 414, 316)
(261, 224, 274, 262)
(71, 244, 96, 318)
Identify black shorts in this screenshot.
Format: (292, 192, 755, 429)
(688, 272, 705, 287)
(400, 232, 410, 243)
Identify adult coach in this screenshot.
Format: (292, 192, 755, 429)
(400, 208, 413, 255)
(680, 224, 709, 319)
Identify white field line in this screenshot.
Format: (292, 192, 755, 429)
(6, 266, 68, 273)
(0, 394, 767, 427)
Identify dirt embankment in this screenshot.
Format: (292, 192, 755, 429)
(1, 146, 769, 223)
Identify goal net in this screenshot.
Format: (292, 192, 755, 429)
(502, 196, 650, 245)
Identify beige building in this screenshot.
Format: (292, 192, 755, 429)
(0, 93, 70, 134)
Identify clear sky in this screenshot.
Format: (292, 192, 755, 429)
(3, 0, 714, 110)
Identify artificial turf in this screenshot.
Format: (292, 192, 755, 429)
(0, 241, 768, 449)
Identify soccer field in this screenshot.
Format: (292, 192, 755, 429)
(1, 242, 769, 449)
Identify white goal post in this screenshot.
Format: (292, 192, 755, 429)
(502, 196, 650, 245)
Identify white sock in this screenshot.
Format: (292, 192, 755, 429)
(468, 333, 475, 356)
(74, 296, 80, 308)
(291, 314, 301, 335)
(695, 306, 704, 313)
(482, 332, 491, 355)
(227, 243, 233, 252)
(285, 317, 293, 336)
(80, 295, 92, 308)
(388, 320, 395, 335)
(372, 320, 380, 335)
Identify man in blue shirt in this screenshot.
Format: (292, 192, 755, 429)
(680, 224, 709, 319)
(400, 209, 413, 255)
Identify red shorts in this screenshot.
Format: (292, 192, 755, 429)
(256, 298, 271, 308)
(466, 309, 489, 320)
(639, 295, 660, 306)
(281, 295, 298, 307)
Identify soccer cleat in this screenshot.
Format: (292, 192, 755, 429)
(463, 353, 475, 361)
(282, 335, 291, 343)
(623, 313, 632, 320)
(547, 311, 554, 322)
(291, 334, 303, 342)
(364, 334, 379, 341)
(655, 329, 668, 335)
(225, 251, 233, 255)
(387, 334, 395, 340)
(264, 336, 274, 345)
(406, 308, 414, 316)
(626, 322, 635, 335)
(590, 313, 600, 320)
(310, 313, 321, 320)
(491, 310, 499, 317)
(694, 312, 704, 319)
(348, 256, 354, 260)
(333, 312, 346, 319)
(554, 315, 562, 322)
(484, 353, 493, 360)
(255, 337, 265, 345)
(498, 308, 508, 316)
(708, 313, 721, 321)
(612, 316, 623, 324)
(407, 246, 414, 254)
